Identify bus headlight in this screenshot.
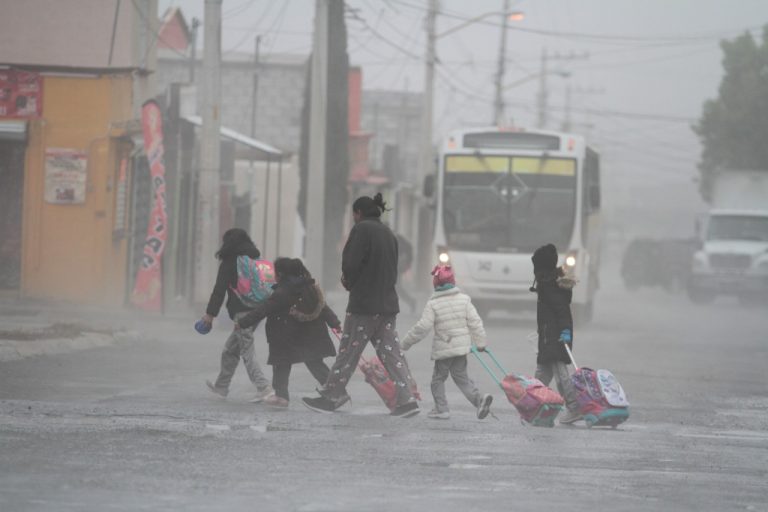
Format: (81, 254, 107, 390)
(437, 246, 451, 264)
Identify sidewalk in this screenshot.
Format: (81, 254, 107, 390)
(0, 296, 195, 362)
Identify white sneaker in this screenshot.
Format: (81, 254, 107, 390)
(476, 394, 493, 420)
(249, 386, 275, 403)
(427, 409, 450, 420)
(559, 409, 583, 424)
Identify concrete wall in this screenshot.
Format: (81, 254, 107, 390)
(0, 0, 157, 71)
(155, 53, 307, 154)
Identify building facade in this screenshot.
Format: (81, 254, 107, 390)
(0, 0, 159, 306)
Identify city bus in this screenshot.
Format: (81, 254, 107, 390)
(429, 127, 601, 321)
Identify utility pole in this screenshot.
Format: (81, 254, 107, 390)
(194, 0, 222, 303)
(562, 83, 572, 132)
(188, 17, 200, 83)
(537, 49, 589, 129)
(414, 0, 438, 287)
(250, 35, 261, 139)
(418, 0, 438, 185)
(536, 48, 548, 129)
(493, 0, 510, 126)
(305, 0, 330, 283)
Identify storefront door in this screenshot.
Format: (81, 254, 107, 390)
(0, 140, 25, 289)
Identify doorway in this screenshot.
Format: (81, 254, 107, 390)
(0, 140, 25, 289)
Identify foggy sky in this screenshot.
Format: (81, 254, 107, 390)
(159, 0, 768, 237)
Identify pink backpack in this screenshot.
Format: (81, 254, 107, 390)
(230, 256, 276, 307)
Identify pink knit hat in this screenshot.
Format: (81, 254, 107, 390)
(431, 265, 455, 288)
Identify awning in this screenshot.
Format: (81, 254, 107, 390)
(183, 115, 283, 160)
(0, 120, 27, 141)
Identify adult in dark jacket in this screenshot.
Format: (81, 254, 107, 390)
(199, 228, 273, 402)
(531, 243, 581, 424)
(238, 258, 341, 407)
(302, 193, 420, 418)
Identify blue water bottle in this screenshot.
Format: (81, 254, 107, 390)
(195, 319, 212, 335)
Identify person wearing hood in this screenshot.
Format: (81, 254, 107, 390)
(237, 258, 341, 407)
(200, 228, 274, 402)
(399, 264, 493, 420)
(302, 193, 420, 418)
(530, 243, 581, 424)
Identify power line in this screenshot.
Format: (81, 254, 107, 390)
(388, 0, 763, 45)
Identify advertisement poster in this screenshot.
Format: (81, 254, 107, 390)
(131, 100, 168, 312)
(0, 69, 43, 118)
(44, 148, 87, 204)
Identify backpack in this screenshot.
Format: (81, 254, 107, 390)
(230, 256, 275, 307)
(501, 373, 565, 427)
(571, 367, 630, 428)
(289, 281, 325, 322)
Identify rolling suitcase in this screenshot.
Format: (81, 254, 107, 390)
(564, 345, 630, 428)
(330, 330, 421, 411)
(471, 346, 564, 427)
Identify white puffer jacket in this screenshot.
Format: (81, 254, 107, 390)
(401, 287, 487, 360)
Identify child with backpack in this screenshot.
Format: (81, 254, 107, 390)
(237, 258, 341, 407)
(400, 264, 493, 420)
(530, 243, 582, 424)
(198, 228, 274, 402)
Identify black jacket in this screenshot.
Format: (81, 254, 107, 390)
(239, 276, 340, 366)
(342, 218, 399, 315)
(535, 272, 574, 365)
(206, 248, 261, 320)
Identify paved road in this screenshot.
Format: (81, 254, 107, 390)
(1, 268, 766, 511)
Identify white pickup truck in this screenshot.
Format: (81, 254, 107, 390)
(688, 171, 768, 304)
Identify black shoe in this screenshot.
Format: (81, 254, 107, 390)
(302, 396, 339, 414)
(390, 401, 420, 418)
(477, 394, 493, 420)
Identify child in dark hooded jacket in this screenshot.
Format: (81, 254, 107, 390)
(238, 258, 341, 407)
(531, 243, 582, 424)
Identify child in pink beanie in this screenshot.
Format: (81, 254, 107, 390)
(400, 264, 493, 420)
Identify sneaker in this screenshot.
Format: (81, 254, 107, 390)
(559, 409, 583, 424)
(427, 409, 450, 420)
(334, 393, 351, 408)
(302, 396, 340, 414)
(248, 386, 275, 403)
(205, 380, 228, 398)
(264, 395, 289, 408)
(476, 394, 493, 420)
(390, 401, 420, 418)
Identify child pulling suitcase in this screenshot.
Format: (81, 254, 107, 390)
(471, 346, 565, 427)
(564, 345, 630, 428)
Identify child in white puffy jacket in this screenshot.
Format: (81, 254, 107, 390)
(401, 265, 493, 420)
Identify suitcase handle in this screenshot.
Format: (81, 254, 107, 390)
(470, 346, 509, 386)
(564, 344, 579, 370)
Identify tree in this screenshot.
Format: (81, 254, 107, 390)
(693, 26, 768, 201)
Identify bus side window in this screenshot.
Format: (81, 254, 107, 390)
(584, 149, 600, 214)
(583, 149, 600, 241)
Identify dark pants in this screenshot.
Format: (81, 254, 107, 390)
(272, 359, 330, 401)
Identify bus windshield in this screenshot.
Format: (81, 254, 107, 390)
(442, 154, 576, 252)
(707, 215, 768, 242)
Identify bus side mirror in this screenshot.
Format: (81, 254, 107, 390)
(589, 185, 601, 211)
(423, 174, 436, 198)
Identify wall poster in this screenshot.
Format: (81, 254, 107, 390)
(44, 148, 87, 204)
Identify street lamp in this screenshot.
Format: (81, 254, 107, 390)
(437, 10, 524, 39)
(493, 4, 525, 125)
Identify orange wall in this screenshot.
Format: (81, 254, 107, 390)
(21, 74, 133, 305)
